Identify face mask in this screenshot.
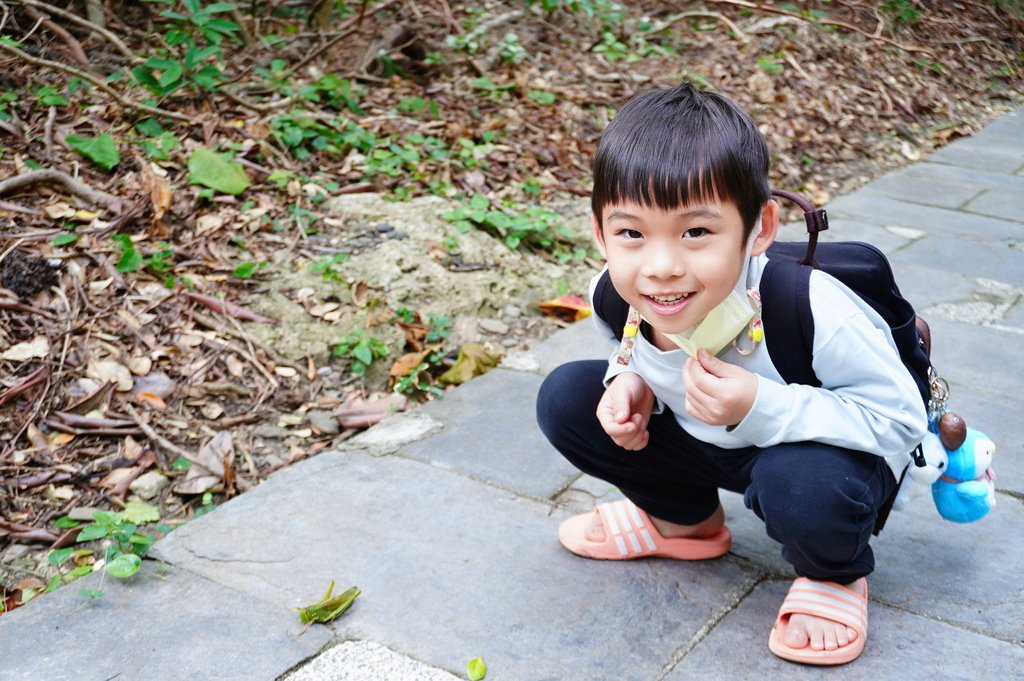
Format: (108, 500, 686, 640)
(648, 289, 757, 357)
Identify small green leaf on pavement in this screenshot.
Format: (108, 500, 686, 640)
(188, 146, 250, 195)
(66, 134, 121, 170)
(297, 580, 360, 624)
(105, 554, 142, 578)
(80, 589, 104, 599)
(467, 656, 487, 680)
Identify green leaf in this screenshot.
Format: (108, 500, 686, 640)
(467, 657, 487, 680)
(52, 232, 78, 246)
(116, 247, 143, 273)
(55, 516, 80, 529)
(48, 547, 75, 566)
(76, 523, 110, 542)
(120, 500, 161, 525)
(79, 588, 104, 599)
(66, 134, 120, 170)
(233, 262, 256, 278)
(188, 147, 250, 195)
(105, 554, 142, 578)
(170, 456, 192, 471)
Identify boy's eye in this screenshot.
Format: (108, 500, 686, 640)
(618, 228, 643, 239)
(683, 227, 708, 239)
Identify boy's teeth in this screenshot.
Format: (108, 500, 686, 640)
(650, 293, 686, 303)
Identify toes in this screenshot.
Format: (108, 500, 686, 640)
(582, 514, 606, 542)
(781, 619, 809, 649)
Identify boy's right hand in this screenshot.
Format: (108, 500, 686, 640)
(596, 372, 654, 451)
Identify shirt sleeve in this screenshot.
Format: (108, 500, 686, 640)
(729, 271, 927, 457)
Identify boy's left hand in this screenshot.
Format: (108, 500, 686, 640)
(683, 349, 758, 427)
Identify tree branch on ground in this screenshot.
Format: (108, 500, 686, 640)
(0, 169, 121, 209)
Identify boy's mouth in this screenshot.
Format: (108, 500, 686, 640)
(646, 293, 690, 304)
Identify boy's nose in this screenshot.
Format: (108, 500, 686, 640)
(642, 246, 684, 279)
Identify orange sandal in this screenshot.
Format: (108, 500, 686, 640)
(557, 499, 731, 561)
(768, 577, 868, 666)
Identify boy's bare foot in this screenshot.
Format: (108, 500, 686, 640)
(583, 503, 725, 541)
(780, 577, 866, 652)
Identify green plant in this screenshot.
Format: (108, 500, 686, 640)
(592, 31, 629, 61)
(132, 0, 241, 95)
(880, 0, 922, 26)
(309, 253, 349, 281)
(0, 91, 17, 120)
(394, 359, 444, 397)
(498, 32, 527, 64)
(442, 194, 588, 261)
(425, 313, 452, 343)
(111, 235, 176, 275)
(271, 111, 377, 160)
(47, 502, 162, 598)
(300, 73, 365, 113)
(757, 55, 784, 76)
(35, 84, 68, 107)
(332, 330, 389, 376)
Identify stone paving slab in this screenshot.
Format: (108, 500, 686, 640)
(964, 187, 1024, 222)
(662, 579, 1024, 681)
(395, 367, 579, 500)
(827, 192, 1024, 242)
(0, 564, 331, 681)
(927, 128, 1024, 174)
(152, 448, 761, 680)
(889, 233, 1024, 286)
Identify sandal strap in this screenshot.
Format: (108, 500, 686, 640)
(779, 578, 867, 632)
(597, 500, 659, 557)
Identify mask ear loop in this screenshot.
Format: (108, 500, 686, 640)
(731, 215, 766, 357)
(616, 306, 641, 365)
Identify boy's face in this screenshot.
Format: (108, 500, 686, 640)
(593, 198, 778, 346)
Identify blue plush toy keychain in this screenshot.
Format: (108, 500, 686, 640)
(926, 372, 997, 523)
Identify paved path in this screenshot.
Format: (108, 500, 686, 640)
(2, 108, 1022, 681)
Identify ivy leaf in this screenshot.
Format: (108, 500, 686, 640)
(66, 134, 120, 170)
(466, 657, 487, 680)
(76, 523, 110, 542)
(105, 554, 142, 578)
(48, 547, 75, 566)
(188, 147, 251, 195)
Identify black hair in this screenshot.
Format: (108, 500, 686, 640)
(591, 81, 771, 239)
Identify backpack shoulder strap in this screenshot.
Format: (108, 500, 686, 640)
(760, 255, 819, 387)
(592, 269, 630, 341)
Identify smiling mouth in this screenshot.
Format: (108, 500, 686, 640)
(646, 293, 690, 304)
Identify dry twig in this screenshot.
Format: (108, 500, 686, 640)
(710, 0, 936, 56)
(13, 0, 143, 64)
(0, 169, 121, 209)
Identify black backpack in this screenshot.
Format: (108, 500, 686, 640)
(591, 189, 933, 533)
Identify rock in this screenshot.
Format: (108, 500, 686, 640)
(252, 425, 291, 439)
(129, 471, 170, 500)
(307, 409, 341, 436)
(503, 304, 523, 319)
(478, 319, 510, 334)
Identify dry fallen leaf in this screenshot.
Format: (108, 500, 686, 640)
(0, 336, 50, 362)
(172, 430, 233, 495)
(438, 343, 502, 386)
(536, 294, 592, 322)
(85, 359, 133, 392)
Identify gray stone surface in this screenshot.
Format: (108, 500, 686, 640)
(964, 188, 1024, 222)
(928, 131, 1024, 174)
(152, 448, 760, 680)
(398, 367, 580, 499)
(828, 191, 1024, 242)
(0, 565, 331, 681)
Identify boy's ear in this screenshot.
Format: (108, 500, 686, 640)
(750, 199, 780, 256)
(591, 212, 607, 258)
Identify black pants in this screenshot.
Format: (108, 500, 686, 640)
(536, 360, 897, 584)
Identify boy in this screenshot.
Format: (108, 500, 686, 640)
(536, 82, 927, 665)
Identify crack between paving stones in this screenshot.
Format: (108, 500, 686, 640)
(653, 567, 767, 681)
